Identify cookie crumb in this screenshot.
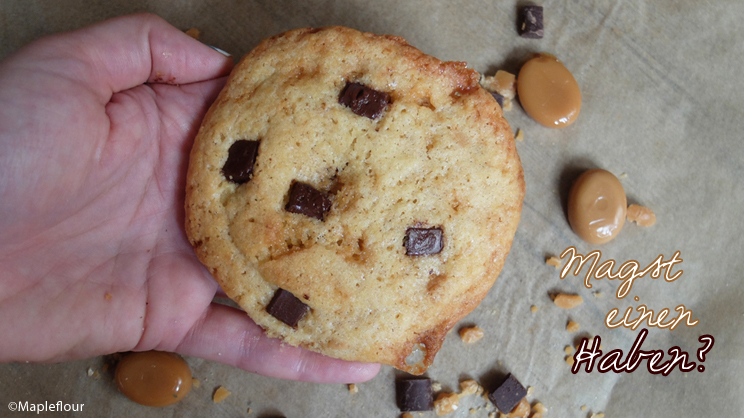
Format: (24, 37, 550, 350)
(554, 294, 583, 309)
(515, 129, 524, 142)
(627, 204, 656, 227)
(566, 320, 580, 332)
(590, 413, 605, 418)
(566, 355, 575, 366)
(192, 378, 200, 388)
(488, 413, 497, 418)
(104, 292, 112, 300)
(470, 408, 478, 414)
(185, 28, 200, 40)
(434, 392, 460, 416)
(564, 345, 574, 354)
(247, 408, 253, 414)
(401, 413, 414, 418)
(87, 367, 94, 377)
(459, 326, 485, 344)
(459, 379, 484, 397)
(213, 386, 231, 403)
(545, 256, 561, 269)
(348, 383, 358, 394)
(581, 405, 588, 411)
(508, 398, 530, 418)
(526, 386, 534, 397)
(532, 402, 547, 413)
(593, 291, 604, 298)
(432, 381, 443, 392)
(480, 71, 516, 111)
(530, 305, 538, 313)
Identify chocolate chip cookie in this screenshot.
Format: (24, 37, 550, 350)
(185, 26, 524, 373)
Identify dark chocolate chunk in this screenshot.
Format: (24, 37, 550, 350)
(222, 140, 260, 184)
(488, 373, 527, 413)
(285, 182, 332, 221)
(339, 81, 391, 119)
(396, 378, 433, 411)
(491, 91, 505, 108)
(404, 227, 444, 256)
(518, 5, 544, 39)
(266, 289, 309, 328)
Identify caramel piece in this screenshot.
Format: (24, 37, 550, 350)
(627, 204, 657, 226)
(567, 169, 627, 244)
(514, 129, 524, 141)
(213, 386, 231, 403)
(554, 293, 583, 309)
(545, 256, 561, 269)
(185, 28, 200, 40)
(348, 383, 359, 394)
(459, 326, 485, 344)
(115, 351, 192, 407)
(566, 320, 580, 332)
(517, 54, 581, 128)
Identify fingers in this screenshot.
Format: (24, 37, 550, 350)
(26, 13, 233, 104)
(175, 303, 381, 384)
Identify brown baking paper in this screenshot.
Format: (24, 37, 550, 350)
(1, 0, 742, 417)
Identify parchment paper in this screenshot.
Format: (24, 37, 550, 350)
(2, 1, 743, 417)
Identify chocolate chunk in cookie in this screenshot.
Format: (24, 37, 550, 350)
(339, 82, 391, 119)
(490, 91, 505, 108)
(285, 181, 332, 221)
(266, 289, 310, 327)
(222, 140, 260, 184)
(405, 227, 444, 256)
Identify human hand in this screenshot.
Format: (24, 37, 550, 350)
(0, 13, 380, 383)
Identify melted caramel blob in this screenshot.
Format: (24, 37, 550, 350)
(115, 351, 192, 407)
(517, 54, 582, 128)
(568, 169, 626, 244)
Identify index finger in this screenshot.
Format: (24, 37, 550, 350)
(27, 13, 234, 104)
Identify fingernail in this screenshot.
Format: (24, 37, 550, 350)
(207, 45, 231, 57)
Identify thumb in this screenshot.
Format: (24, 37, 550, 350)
(174, 303, 381, 384)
